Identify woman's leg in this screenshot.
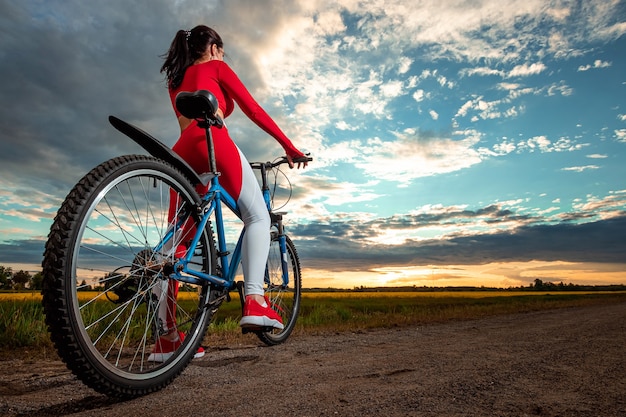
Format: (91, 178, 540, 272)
(233, 146, 271, 297)
(231, 148, 283, 329)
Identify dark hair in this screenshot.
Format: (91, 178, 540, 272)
(160, 25, 223, 89)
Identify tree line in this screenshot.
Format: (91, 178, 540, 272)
(0, 265, 197, 293)
(0, 266, 43, 290)
(345, 278, 626, 293)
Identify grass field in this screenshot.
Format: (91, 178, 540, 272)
(2, 290, 626, 354)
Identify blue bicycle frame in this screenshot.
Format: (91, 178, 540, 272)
(165, 174, 242, 290)
(155, 119, 290, 293)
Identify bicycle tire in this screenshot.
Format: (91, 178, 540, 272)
(42, 155, 217, 398)
(256, 233, 301, 345)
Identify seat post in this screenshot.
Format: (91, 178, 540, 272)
(201, 116, 219, 176)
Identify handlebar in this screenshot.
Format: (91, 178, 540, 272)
(250, 154, 313, 170)
(250, 154, 311, 205)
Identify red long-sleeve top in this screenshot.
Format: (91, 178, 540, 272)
(169, 61, 303, 159)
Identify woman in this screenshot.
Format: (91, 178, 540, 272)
(149, 25, 307, 361)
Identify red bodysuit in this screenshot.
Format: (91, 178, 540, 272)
(169, 60, 303, 200)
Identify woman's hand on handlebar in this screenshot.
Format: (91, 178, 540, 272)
(286, 153, 311, 169)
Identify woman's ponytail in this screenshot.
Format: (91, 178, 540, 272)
(161, 26, 223, 90)
(160, 30, 193, 90)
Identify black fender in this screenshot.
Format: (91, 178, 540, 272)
(108, 115, 210, 187)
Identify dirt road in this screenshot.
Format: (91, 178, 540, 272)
(1, 302, 625, 417)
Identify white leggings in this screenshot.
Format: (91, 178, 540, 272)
(235, 146, 271, 296)
(155, 145, 270, 333)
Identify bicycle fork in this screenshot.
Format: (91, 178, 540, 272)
(271, 212, 291, 288)
(257, 159, 290, 288)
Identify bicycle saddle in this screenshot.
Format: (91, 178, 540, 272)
(175, 90, 223, 126)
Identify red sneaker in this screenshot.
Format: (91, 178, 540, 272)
(148, 330, 205, 362)
(240, 296, 284, 330)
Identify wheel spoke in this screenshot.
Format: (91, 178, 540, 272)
(42, 156, 217, 397)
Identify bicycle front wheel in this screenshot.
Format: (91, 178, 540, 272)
(256, 232, 302, 345)
(42, 155, 217, 398)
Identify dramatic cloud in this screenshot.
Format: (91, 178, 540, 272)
(1, 0, 625, 286)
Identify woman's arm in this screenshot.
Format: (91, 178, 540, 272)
(217, 62, 304, 159)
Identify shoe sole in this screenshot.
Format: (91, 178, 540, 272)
(240, 316, 284, 330)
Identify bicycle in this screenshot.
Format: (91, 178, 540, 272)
(41, 90, 312, 398)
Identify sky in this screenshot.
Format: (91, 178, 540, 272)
(0, 0, 625, 289)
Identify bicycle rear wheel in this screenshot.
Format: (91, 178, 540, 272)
(42, 155, 217, 398)
(256, 232, 301, 345)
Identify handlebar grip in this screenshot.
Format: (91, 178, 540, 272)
(253, 154, 312, 169)
(293, 156, 313, 163)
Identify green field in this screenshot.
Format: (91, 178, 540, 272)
(2, 291, 626, 355)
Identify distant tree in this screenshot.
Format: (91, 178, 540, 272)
(78, 279, 92, 291)
(0, 266, 13, 289)
(12, 270, 31, 290)
(30, 272, 44, 290)
(533, 278, 544, 291)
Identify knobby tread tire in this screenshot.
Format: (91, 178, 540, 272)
(41, 155, 214, 398)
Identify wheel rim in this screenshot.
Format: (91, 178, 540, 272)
(68, 168, 211, 379)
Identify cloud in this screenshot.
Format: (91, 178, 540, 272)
(5, 192, 624, 274)
(353, 129, 483, 185)
(412, 89, 426, 102)
(491, 140, 517, 156)
(314, 9, 347, 35)
(0, 0, 186, 187)
(512, 135, 584, 154)
(597, 21, 626, 40)
(304, 177, 383, 208)
(546, 81, 574, 96)
(578, 59, 612, 71)
(331, 0, 623, 64)
(572, 190, 626, 215)
(562, 165, 600, 172)
(246, 0, 623, 159)
(461, 67, 505, 78)
(0, 239, 47, 266)
(335, 121, 359, 131)
(508, 62, 547, 77)
(293, 212, 626, 271)
(397, 56, 413, 74)
(454, 95, 522, 122)
(525, 136, 552, 152)
(2, 0, 622, 185)
(1, 0, 625, 283)
(290, 188, 626, 272)
(380, 80, 404, 98)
